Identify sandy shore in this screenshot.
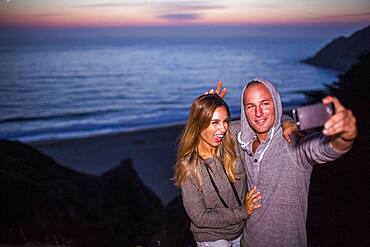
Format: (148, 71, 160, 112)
(31, 124, 185, 204)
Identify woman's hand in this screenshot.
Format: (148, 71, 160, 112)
(206, 80, 227, 98)
(244, 186, 261, 216)
(282, 120, 301, 143)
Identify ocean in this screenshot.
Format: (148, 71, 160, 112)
(0, 37, 338, 142)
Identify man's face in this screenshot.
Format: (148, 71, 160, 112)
(243, 84, 275, 139)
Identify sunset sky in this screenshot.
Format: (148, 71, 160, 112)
(0, 0, 369, 38)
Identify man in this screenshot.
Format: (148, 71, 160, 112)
(215, 79, 357, 246)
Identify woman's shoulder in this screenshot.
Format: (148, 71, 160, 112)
(229, 120, 241, 136)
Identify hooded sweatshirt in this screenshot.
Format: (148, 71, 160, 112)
(234, 78, 348, 247)
(181, 156, 248, 242)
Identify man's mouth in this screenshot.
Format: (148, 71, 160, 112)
(254, 118, 266, 126)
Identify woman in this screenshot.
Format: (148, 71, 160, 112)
(174, 94, 260, 247)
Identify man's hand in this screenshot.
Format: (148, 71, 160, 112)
(206, 80, 227, 98)
(322, 96, 357, 151)
(244, 187, 261, 216)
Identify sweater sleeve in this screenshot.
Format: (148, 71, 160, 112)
(181, 177, 249, 228)
(294, 131, 349, 168)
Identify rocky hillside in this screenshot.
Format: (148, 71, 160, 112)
(304, 52, 370, 246)
(0, 140, 164, 246)
(303, 25, 370, 71)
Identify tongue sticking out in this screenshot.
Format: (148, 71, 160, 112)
(214, 135, 222, 143)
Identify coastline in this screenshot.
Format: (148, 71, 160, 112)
(31, 123, 185, 204)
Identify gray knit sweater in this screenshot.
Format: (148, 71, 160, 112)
(181, 156, 248, 242)
(235, 79, 349, 247)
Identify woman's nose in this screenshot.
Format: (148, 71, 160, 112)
(218, 123, 227, 132)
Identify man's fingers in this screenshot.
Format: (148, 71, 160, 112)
(323, 110, 348, 135)
(325, 117, 356, 139)
(322, 96, 345, 112)
(324, 111, 345, 130)
(323, 107, 357, 141)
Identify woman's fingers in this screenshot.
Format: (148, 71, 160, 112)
(215, 80, 222, 95)
(246, 187, 261, 205)
(215, 80, 227, 98)
(249, 193, 261, 204)
(206, 80, 227, 98)
(246, 187, 255, 197)
(245, 187, 262, 215)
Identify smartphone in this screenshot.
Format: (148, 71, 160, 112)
(292, 103, 334, 130)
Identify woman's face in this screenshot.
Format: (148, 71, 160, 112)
(199, 106, 229, 149)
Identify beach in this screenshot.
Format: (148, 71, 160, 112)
(31, 124, 185, 204)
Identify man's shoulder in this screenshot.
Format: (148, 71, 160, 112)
(230, 120, 241, 136)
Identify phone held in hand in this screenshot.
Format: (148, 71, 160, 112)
(292, 103, 334, 130)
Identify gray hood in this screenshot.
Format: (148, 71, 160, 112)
(237, 78, 283, 162)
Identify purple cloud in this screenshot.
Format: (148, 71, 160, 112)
(158, 13, 202, 21)
(155, 2, 226, 21)
(32, 12, 67, 18)
(72, 3, 144, 8)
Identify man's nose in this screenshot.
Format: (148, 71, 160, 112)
(255, 105, 262, 116)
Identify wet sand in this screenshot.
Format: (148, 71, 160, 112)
(31, 124, 185, 204)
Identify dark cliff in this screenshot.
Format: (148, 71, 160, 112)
(304, 53, 370, 246)
(0, 140, 164, 246)
(303, 25, 370, 71)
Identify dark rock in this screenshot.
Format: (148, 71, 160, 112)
(303, 25, 370, 71)
(0, 140, 164, 246)
(304, 53, 370, 246)
(101, 160, 165, 246)
(154, 195, 196, 247)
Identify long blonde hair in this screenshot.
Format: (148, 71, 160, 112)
(174, 94, 237, 189)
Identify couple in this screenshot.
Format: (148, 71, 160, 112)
(174, 79, 357, 247)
